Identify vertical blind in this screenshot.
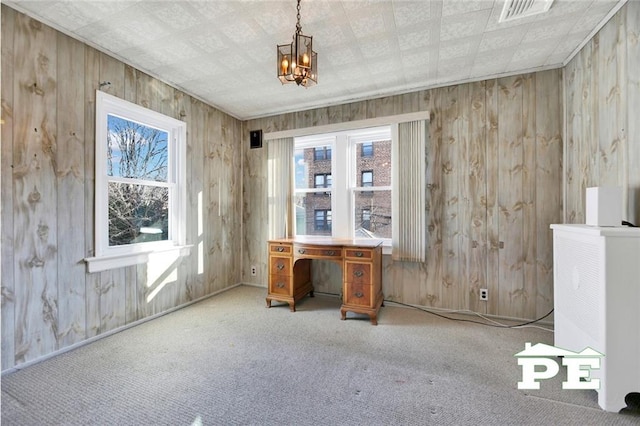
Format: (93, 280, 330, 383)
(392, 120, 428, 262)
(267, 137, 294, 239)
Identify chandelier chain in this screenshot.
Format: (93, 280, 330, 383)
(296, 0, 302, 33)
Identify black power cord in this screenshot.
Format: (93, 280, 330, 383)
(384, 299, 554, 330)
(315, 291, 554, 330)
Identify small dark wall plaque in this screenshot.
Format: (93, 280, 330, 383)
(250, 129, 263, 149)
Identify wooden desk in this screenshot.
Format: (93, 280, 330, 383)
(266, 237, 384, 325)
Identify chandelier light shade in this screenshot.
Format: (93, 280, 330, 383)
(277, 0, 317, 87)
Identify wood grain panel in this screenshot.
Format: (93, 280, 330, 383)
(567, 39, 596, 224)
(56, 33, 86, 346)
(311, 106, 329, 127)
(12, 13, 59, 363)
(424, 89, 443, 307)
(328, 104, 343, 125)
(522, 74, 536, 320)
(186, 98, 204, 301)
(440, 86, 460, 309)
(99, 52, 124, 98)
(1, 7, 245, 371)
(627, 1, 640, 225)
(97, 50, 128, 331)
(583, 38, 599, 217)
(133, 76, 169, 316)
(206, 107, 222, 295)
(100, 268, 126, 331)
(124, 266, 138, 323)
(563, 2, 638, 228)
(175, 92, 194, 306)
(597, 17, 622, 187)
(342, 101, 366, 123)
(418, 91, 435, 306)
(135, 71, 154, 110)
(458, 85, 470, 311)
(615, 12, 628, 216)
(401, 91, 420, 114)
(224, 113, 243, 289)
(1, 5, 17, 370)
(293, 110, 310, 130)
(485, 79, 500, 315)
(84, 46, 101, 338)
(535, 70, 562, 318)
(563, 58, 577, 223)
(158, 79, 176, 118)
(497, 75, 524, 318)
(124, 64, 137, 103)
(195, 100, 211, 300)
(467, 81, 487, 313)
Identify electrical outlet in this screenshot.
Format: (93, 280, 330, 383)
(479, 289, 488, 301)
(250, 265, 257, 276)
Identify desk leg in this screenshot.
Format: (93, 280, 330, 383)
(369, 313, 378, 326)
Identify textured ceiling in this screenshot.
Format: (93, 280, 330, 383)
(5, 0, 625, 120)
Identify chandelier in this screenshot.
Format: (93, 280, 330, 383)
(277, 0, 317, 87)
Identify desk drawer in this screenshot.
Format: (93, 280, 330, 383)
(270, 243, 292, 255)
(344, 283, 372, 306)
(345, 249, 374, 260)
(270, 256, 292, 275)
(345, 262, 371, 284)
(269, 274, 291, 295)
(294, 245, 342, 259)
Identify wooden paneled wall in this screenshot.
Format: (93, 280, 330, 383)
(564, 1, 640, 226)
(1, 6, 243, 371)
(243, 70, 563, 321)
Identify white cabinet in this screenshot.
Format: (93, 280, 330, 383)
(551, 224, 640, 412)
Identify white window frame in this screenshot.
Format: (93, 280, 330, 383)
(348, 128, 392, 244)
(85, 90, 189, 273)
(294, 126, 391, 242)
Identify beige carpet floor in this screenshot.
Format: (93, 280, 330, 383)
(2, 285, 639, 425)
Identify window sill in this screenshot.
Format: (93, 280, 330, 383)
(85, 245, 193, 273)
(382, 242, 392, 256)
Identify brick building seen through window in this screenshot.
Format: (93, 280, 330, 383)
(301, 139, 391, 238)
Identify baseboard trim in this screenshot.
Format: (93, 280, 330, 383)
(240, 282, 266, 289)
(1, 283, 244, 376)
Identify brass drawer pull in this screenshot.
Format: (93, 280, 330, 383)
(276, 263, 285, 271)
(276, 282, 285, 289)
(355, 251, 363, 257)
(324, 250, 335, 256)
(298, 249, 306, 254)
(276, 247, 285, 252)
(355, 292, 364, 298)
(353, 270, 364, 278)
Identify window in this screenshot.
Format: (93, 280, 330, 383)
(314, 209, 332, 232)
(314, 146, 331, 161)
(361, 142, 374, 157)
(87, 90, 188, 272)
(361, 170, 373, 187)
(295, 139, 333, 236)
(294, 127, 391, 241)
(361, 208, 371, 229)
(314, 173, 332, 188)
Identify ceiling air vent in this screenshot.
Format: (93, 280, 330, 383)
(499, 0, 554, 23)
